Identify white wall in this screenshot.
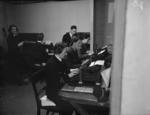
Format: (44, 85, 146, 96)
(6, 0, 91, 44)
(121, 0, 150, 114)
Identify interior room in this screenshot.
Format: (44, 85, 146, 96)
(1, 0, 150, 115)
(0, 0, 113, 114)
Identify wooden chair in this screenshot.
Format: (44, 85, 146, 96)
(30, 69, 61, 115)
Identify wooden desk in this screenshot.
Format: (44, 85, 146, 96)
(59, 84, 110, 115)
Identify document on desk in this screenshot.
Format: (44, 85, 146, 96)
(61, 84, 93, 94)
(74, 86, 93, 94)
(61, 84, 75, 92)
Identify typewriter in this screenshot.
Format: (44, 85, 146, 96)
(68, 45, 112, 87)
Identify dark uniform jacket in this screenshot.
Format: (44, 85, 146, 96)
(7, 34, 21, 57)
(62, 32, 72, 46)
(44, 55, 73, 113)
(45, 55, 69, 100)
(63, 47, 82, 69)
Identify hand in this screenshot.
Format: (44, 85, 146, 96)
(68, 68, 80, 78)
(70, 68, 79, 73)
(68, 72, 76, 78)
(17, 41, 24, 47)
(41, 63, 46, 66)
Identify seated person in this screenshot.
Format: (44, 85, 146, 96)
(44, 42, 79, 115)
(63, 35, 83, 69)
(80, 36, 90, 54)
(62, 25, 77, 47)
(80, 37, 91, 61)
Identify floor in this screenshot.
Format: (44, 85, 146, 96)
(0, 58, 75, 115)
(0, 83, 41, 115)
(0, 58, 108, 115)
(0, 81, 77, 115)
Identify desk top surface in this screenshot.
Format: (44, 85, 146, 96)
(59, 84, 109, 107)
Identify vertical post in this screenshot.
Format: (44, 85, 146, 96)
(110, 0, 127, 115)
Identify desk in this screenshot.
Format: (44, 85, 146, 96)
(59, 84, 110, 115)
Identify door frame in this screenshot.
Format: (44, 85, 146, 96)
(110, 0, 127, 115)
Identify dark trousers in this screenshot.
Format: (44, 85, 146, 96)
(47, 94, 74, 115)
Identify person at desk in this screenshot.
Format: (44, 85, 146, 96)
(62, 25, 77, 46)
(44, 42, 80, 115)
(63, 35, 83, 69)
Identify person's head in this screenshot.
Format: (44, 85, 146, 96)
(71, 35, 82, 50)
(70, 25, 77, 35)
(8, 24, 19, 36)
(54, 42, 68, 59)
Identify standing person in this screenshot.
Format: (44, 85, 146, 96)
(7, 24, 22, 55)
(44, 42, 79, 115)
(62, 25, 77, 46)
(6, 24, 24, 84)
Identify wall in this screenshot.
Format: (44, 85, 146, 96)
(6, 0, 91, 44)
(0, 2, 7, 50)
(94, 0, 106, 50)
(121, 0, 150, 114)
(104, 1, 114, 45)
(94, 0, 114, 50)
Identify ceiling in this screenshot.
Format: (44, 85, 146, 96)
(3, 0, 76, 4)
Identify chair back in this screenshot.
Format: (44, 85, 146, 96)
(30, 69, 46, 108)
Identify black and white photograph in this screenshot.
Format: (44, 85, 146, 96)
(0, 0, 149, 115)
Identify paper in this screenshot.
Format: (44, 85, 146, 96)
(94, 60, 104, 65)
(74, 86, 93, 93)
(61, 84, 75, 92)
(98, 50, 105, 55)
(101, 68, 111, 88)
(40, 95, 56, 106)
(89, 60, 104, 67)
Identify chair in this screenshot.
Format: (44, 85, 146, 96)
(30, 69, 61, 115)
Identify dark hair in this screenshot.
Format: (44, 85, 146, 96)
(70, 25, 77, 30)
(8, 24, 18, 33)
(54, 42, 67, 54)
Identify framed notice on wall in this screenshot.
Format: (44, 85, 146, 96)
(108, 2, 114, 23)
